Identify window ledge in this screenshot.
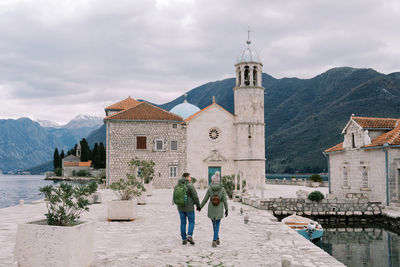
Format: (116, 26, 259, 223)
(360, 187, 371, 191)
(152, 149, 166, 152)
(342, 186, 351, 189)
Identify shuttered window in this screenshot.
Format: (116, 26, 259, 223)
(136, 136, 147, 149)
(171, 140, 178, 150)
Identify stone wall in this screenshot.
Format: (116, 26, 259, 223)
(265, 179, 329, 187)
(106, 120, 186, 188)
(257, 198, 383, 217)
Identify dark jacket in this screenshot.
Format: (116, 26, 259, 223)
(200, 183, 228, 220)
(176, 177, 201, 212)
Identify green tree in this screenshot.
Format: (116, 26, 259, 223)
(99, 142, 106, 168)
(60, 150, 65, 159)
(92, 143, 101, 169)
(53, 148, 60, 170)
(80, 138, 91, 161)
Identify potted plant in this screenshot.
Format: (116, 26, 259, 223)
(15, 182, 97, 267)
(130, 158, 155, 199)
(308, 174, 323, 187)
(108, 170, 145, 221)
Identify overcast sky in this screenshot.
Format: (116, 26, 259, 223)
(1, 0, 399, 124)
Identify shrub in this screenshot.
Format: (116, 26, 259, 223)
(39, 182, 98, 226)
(54, 168, 62, 177)
(76, 170, 89, 177)
(309, 174, 323, 183)
(308, 191, 325, 202)
(221, 175, 236, 198)
(109, 173, 145, 200)
(129, 158, 155, 184)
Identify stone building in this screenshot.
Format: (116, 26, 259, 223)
(324, 115, 400, 205)
(62, 145, 93, 177)
(104, 101, 186, 188)
(105, 36, 266, 191)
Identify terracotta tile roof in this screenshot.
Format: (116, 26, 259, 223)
(104, 102, 183, 121)
(324, 143, 344, 153)
(185, 103, 233, 122)
(364, 125, 400, 147)
(64, 162, 79, 167)
(105, 97, 141, 111)
(79, 160, 92, 167)
(352, 116, 399, 129)
(63, 160, 92, 167)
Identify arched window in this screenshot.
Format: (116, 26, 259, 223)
(253, 67, 257, 86)
(238, 71, 241, 86)
(244, 66, 250, 86)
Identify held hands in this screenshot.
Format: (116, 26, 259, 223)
(225, 210, 228, 217)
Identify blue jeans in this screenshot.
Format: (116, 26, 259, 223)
(178, 211, 195, 240)
(212, 219, 221, 241)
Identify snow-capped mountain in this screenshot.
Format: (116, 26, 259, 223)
(37, 119, 60, 128)
(62, 114, 103, 130)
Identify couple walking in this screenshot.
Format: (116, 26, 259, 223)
(173, 172, 228, 248)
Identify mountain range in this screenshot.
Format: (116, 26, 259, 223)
(0, 115, 103, 173)
(3, 66, 400, 174)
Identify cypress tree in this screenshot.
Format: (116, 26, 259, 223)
(80, 138, 91, 161)
(99, 142, 106, 168)
(92, 143, 100, 169)
(53, 148, 60, 170)
(60, 150, 65, 159)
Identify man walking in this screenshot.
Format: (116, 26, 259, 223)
(173, 172, 201, 245)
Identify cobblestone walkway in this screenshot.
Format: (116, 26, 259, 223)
(0, 189, 344, 266)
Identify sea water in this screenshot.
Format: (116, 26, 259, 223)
(315, 225, 400, 267)
(0, 174, 90, 209)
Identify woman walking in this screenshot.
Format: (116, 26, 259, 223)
(200, 171, 228, 247)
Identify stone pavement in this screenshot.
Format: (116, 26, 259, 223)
(0, 188, 344, 267)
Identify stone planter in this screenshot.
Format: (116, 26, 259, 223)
(311, 182, 320, 188)
(107, 199, 137, 221)
(137, 194, 147, 205)
(144, 182, 153, 196)
(15, 220, 95, 267)
(92, 192, 101, 204)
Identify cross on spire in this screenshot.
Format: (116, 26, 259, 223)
(246, 26, 252, 46)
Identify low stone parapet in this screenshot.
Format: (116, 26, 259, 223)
(265, 179, 329, 187)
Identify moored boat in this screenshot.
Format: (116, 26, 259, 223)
(282, 214, 323, 242)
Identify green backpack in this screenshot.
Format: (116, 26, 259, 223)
(173, 183, 188, 207)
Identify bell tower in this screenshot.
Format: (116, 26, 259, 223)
(234, 30, 265, 196)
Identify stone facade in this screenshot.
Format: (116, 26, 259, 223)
(106, 120, 186, 188)
(186, 104, 236, 182)
(326, 117, 400, 206)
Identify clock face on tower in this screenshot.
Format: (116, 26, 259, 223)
(209, 128, 220, 142)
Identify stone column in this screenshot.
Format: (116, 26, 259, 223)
(240, 66, 245, 87)
(236, 67, 240, 86)
(249, 64, 254, 87)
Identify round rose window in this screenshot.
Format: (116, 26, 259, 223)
(209, 128, 220, 141)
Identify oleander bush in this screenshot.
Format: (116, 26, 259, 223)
(308, 174, 323, 183)
(109, 173, 145, 200)
(129, 158, 155, 184)
(307, 191, 325, 202)
(39, 182, 98, 226)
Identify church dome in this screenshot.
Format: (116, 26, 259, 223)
(170, 99, 200, 119)
(236, 47, 260, 64)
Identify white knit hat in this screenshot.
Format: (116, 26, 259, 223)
(212, 171, 220, 183)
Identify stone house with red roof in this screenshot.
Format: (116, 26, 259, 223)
(325, 115, 400, 205)
(104, 99, 186, 188)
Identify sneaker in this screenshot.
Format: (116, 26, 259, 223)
(187, 236, 195, 245)
(212, 241, 217, 248)
(182, 240, 187, 245)
(216, 239, 220, 245)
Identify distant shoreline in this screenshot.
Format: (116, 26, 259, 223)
(44, 176, 96, 182)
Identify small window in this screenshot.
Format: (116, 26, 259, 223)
(171, 140, 178, 150)
(136, 136, 147, 149)
(343, 167, 348, 187)
(155, 139, 163, 150)
(352, 133, 356, 148)
(169, 166, 178, 178)
(172, 124, 177, 129)
(362, 166, 368, 188)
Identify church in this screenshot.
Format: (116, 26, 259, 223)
(104, 37, 266, 190)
